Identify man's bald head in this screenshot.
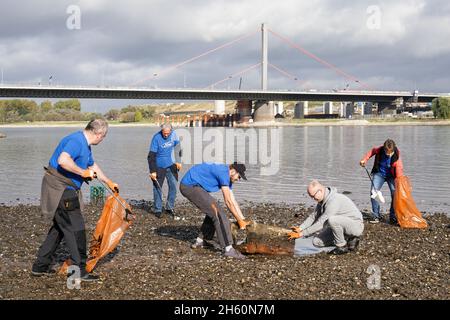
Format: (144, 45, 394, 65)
(307, 180, 325, 202)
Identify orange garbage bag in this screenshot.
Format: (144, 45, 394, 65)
(59, 194, 133, 274)
(394, 176, 427, 229)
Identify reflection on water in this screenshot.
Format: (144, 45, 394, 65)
(1, 125, 449, 213)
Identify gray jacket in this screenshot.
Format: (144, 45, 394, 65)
(299, 187, 363, 237)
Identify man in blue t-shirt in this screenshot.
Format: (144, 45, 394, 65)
(147, 123, 182, 218)
(32, 119, 118, 282)
(179, 162, 250, 259)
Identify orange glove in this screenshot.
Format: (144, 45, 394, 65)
(291, 226, 301, 234)
(149, 172, 157, 181)
(287, 231, 301, 241)
(175, 163, 182, 171)
(237, 219, 251, 230)
(106, 180, 119, 193)
(81, 169, 95, 181)
(287, 226, 302, 240)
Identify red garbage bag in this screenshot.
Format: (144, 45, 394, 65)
(59, 194, 133, 274)
(394, 176, 427, 229)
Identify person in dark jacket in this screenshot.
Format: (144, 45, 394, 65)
(360, 139, 404, 224)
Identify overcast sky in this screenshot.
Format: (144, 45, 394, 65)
(1, 0, 449, 112)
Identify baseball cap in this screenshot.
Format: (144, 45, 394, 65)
(231, 162, 247, 180)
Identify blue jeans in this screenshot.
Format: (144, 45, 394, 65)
(153, 167, 177, 213)
(371, 173, 396, 221)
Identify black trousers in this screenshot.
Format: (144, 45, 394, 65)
(180, 184, 233, 248)
(33, 189, 87, 272)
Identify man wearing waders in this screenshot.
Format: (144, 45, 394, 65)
(147, 123, 182, 219)
(180, 162, 250, 259)
(31, 119, 119, 281)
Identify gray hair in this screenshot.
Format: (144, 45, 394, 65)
(161, 123, 173, 130)
(308, 179, 321, 190)
(85, 118, 108, 134)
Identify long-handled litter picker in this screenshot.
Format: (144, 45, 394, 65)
(94, 175, 133, 221)
(363, 166, 385, 204)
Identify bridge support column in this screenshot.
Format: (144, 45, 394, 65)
(324, 101, 333, 114)
(294, 101, 308, 119)
(344, 102, 354, 118)
(253, 100, 274, 122)
(236, 100, 252, 123)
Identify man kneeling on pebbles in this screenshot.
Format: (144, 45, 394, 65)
(288, 180, 364, 255)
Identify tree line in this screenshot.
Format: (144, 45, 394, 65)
(0, 99, 157, 123)
(432, 97, 450, 119)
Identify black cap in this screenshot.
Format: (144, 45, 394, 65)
(231, 162, 247, 180)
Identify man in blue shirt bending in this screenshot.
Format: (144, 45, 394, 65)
(147, 123, 182, 218)
(180, 162, 250, 259)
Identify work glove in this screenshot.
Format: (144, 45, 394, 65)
(290, 226, 301, 234)
(175, 163, 182, 171)
(106, 180, 119, 193)
(81, 169, 95, 181)
(237, 219, 251, 230)
(287, 226, 302, 241)
(287, 231, 301, 241)
(359, 160, 366, 167)
(150, 172, 157, 181)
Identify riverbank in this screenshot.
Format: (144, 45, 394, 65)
(1, 119, 450, 128)
(0, 121, 159, 128)
(0, 201, 448, 300)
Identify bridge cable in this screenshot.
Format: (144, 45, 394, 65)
(130, 30, 259, 87)
(268, 28, 374, 90)
(205, 63, 261, 89)
(268, 63, 306, 87)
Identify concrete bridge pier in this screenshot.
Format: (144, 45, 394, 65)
(294, 101, 308, 119)
(324, 101, 333, 114)
(253, 100, 274, 122)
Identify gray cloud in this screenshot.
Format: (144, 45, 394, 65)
(1, 0, 449, 111)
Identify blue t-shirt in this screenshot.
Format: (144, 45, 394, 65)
(181, 163, 232, 193)
(378, 152, 392, 178)
(150, 131, 180, 169)
(49, 131, 94, 189)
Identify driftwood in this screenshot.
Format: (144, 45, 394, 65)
(0, 133, 6, 139)
(232, 220, 294, 255)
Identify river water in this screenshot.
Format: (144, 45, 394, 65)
(0, 125, 449, 213)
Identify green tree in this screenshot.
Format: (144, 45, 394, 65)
(432, 97, 450, 119)
(40, 100, 53, 113)
(0, 101, 6, 123)
(104, 109, 120, 120)
(134, 110, 143, 122)
(54, 99, 81, 111)
(141, 106, 156, 119)
(120, 112, 136, 123)
(120, 105, 138, 113)
(5, 99, 38, 116)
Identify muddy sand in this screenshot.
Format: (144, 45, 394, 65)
(0, 201, 448, 300)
